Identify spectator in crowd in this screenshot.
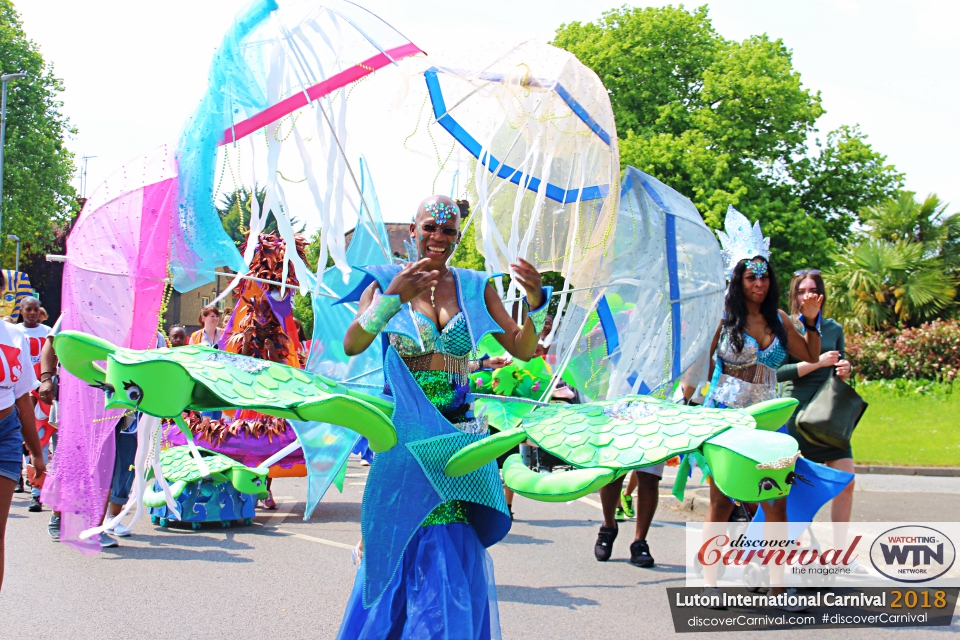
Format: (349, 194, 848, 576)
(16, 297, 51, 513)
(189, 306, 223, 425)
(777, 270, 861, 570)
(189, 305, 221, 347)
(168, 325, 189, 348)
(38, 316, 61, 540)
(0, 272, 45, 589)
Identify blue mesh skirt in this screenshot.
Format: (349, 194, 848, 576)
(337, 523, 501, 640)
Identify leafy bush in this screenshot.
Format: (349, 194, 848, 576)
(846, 319, 960, 382)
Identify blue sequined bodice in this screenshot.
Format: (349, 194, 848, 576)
(389, 311, 473, 358)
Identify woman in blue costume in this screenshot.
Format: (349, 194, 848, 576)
(337, 196, 550, 639)
(699, 209, 823, 602)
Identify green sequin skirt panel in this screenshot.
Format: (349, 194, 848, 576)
(422, 500, 468, 526)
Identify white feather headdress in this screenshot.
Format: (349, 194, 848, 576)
(716, 206, 770, 279)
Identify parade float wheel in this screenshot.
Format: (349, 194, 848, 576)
(243, 518, 254, 526)
(150, 515, 159, 524)
(191, 522, 202, 531)
(158, 517, 169, 527)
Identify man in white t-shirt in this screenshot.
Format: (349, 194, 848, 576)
(0, 313, 44, 584)
(15, 297, 52, 512)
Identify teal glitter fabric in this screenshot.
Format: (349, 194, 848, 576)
(422, 500, 468, 526)
(406, 431, 509, 516)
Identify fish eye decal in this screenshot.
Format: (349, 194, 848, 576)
(122, 380, 143, 404)
(757, 476, 782, 496)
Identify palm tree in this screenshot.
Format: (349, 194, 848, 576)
(859, 192, 960, 270)
(825, 239, 956, 331)
(217, 186, 305, 247)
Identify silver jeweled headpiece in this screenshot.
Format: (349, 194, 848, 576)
(716, 206, 771, 279)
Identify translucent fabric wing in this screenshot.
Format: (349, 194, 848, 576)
(562, 167, 725, 400)
(296, 157, 392, 519)
(174, 0, 421, 292)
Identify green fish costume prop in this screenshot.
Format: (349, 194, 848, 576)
(55, 330, 801, 510)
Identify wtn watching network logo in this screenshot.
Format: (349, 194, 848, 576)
(870, 526, 957, 583)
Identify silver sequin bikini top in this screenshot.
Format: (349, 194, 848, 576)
(389, 311, 473, 359)
(716, 330, 787, 370)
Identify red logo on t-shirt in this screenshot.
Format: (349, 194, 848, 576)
(27, 336, 42, 375)
(0, 343, 22, 383)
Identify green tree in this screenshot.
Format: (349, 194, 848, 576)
(0, 0, 77, 266)
(292, 229, 322, 337)
(449, 214, 485, 272)
(552, 5, 902, 279)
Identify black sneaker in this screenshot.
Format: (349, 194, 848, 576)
(629, 539, 655, 567)
(48, 514, 61, 541)
(28, 496, 42, 512)
(594, 525, 618, 561)
(14, 476, 24, 493)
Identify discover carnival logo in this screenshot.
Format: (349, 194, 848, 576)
(869, 526, 956, 583)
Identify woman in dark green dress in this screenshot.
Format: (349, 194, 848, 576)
(777, 271, 856, 526)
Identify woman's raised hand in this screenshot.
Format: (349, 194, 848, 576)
(798, 290, 824, 321)
(384, 258, 440, 304)
(510, 257, 544, 309)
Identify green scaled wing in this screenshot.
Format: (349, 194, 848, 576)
(54, 331, 398, 452)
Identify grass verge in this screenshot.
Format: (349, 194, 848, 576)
(851, 383, 960, 467)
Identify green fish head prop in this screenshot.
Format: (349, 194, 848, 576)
(54, 331, 197, 417)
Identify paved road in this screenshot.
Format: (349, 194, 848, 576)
(1, 462, 957, 639)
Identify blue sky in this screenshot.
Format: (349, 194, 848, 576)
(18, 0, 960, 222)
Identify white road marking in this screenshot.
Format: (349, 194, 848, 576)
(276, 529, 355, 550)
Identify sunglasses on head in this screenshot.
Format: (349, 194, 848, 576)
(794, 269, 821, 276)
(421, 222, 458, 237)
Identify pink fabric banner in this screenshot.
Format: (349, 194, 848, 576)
(42, 146, 176, 553)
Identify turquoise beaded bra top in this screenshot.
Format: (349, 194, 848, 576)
(389, 311, 473, 358)
(389, 310, 474, 387)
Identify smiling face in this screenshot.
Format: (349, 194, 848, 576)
(740, 258, 770, 305)
(410, 196, 461, 269)
(201, 309, 220, 331)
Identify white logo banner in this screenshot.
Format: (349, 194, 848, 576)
(685, 522, 960, 588)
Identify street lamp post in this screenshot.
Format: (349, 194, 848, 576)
(6, 235, 18, 272)
(0, 72, 27, 250)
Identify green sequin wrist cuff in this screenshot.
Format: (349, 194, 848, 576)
(525, 287, 551, 334)
(358, 290, 401, 335)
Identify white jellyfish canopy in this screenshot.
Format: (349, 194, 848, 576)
(561, 167, 725, 401)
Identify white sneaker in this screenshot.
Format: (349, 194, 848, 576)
(99, 533, 119, 548)
(107, 523, 132, 537)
